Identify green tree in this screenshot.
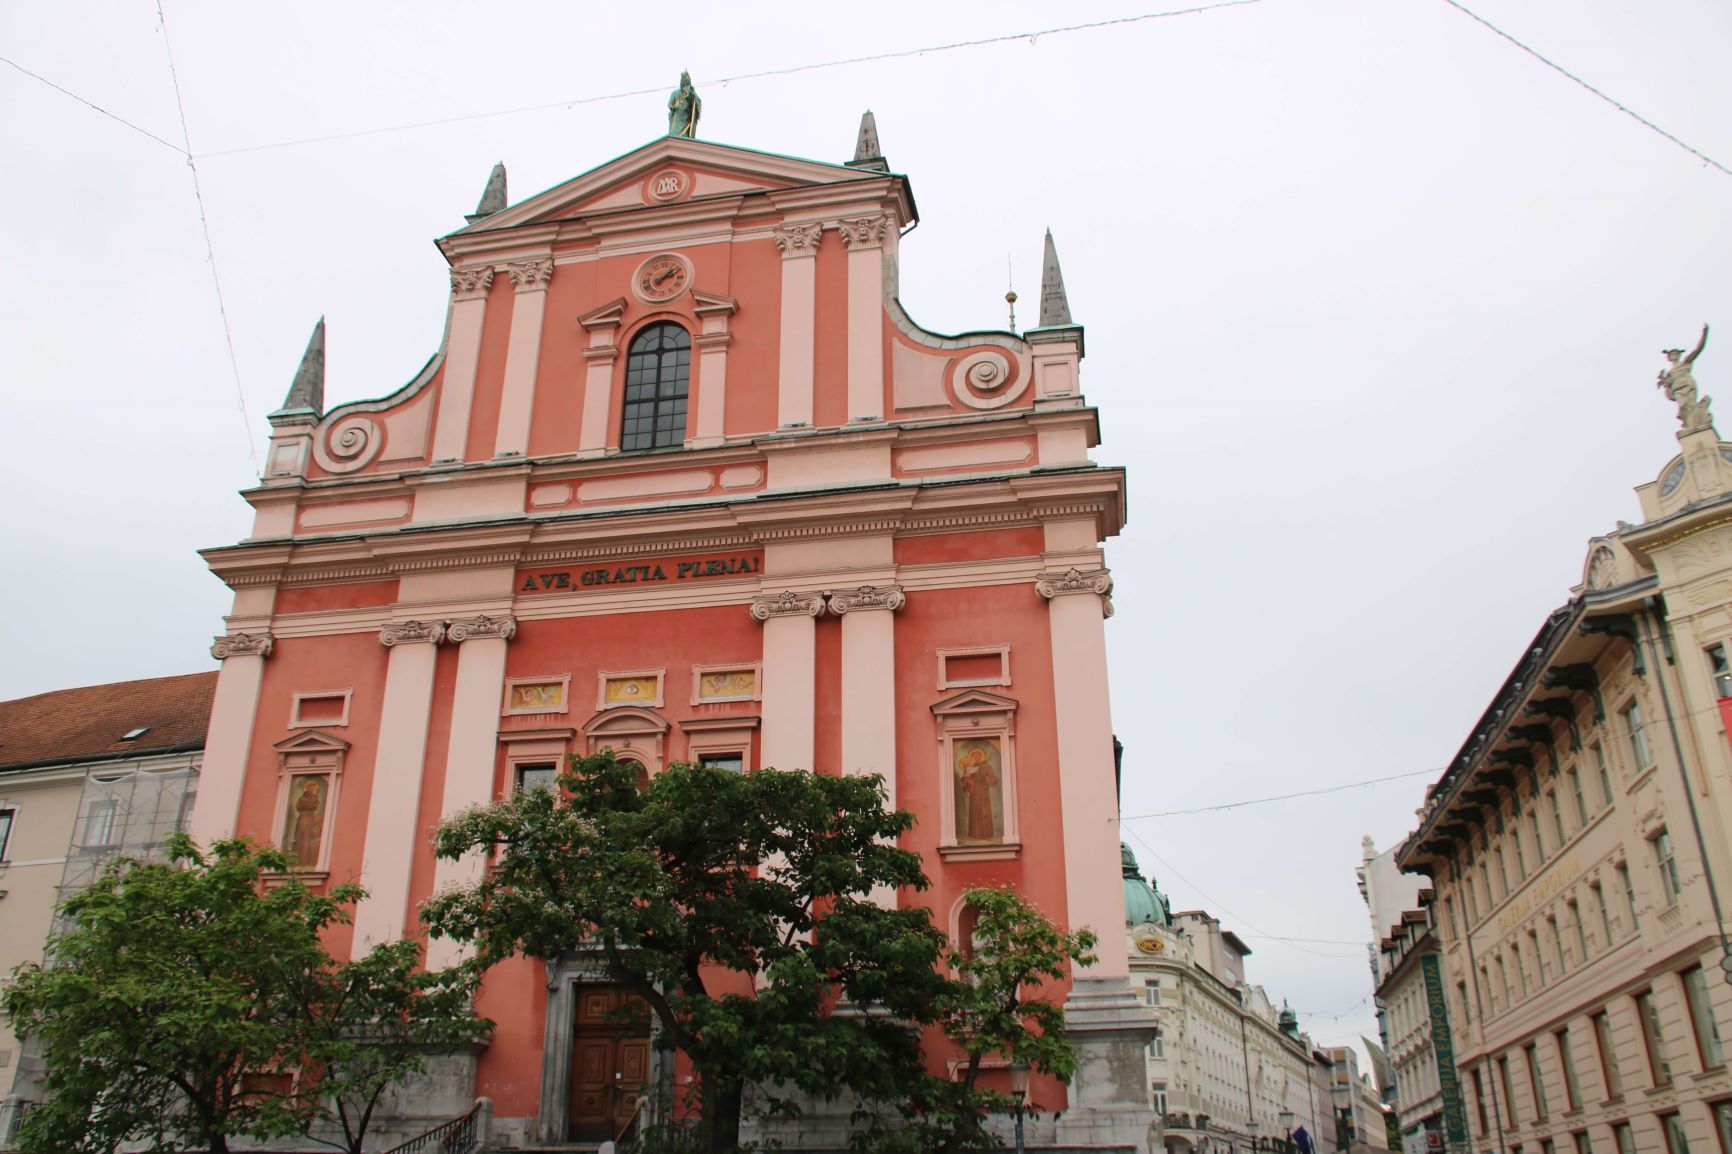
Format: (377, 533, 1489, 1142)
(423, 752, 951, 1154)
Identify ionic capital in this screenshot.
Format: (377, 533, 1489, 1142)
(827, 584, 905, 614)
(506, 258, 553, 293)
(836, 215, 890, 250)
(450, 265, 496, 301)
(447, 614, 517, 643)
(772, 223, 824, 258)
(380, 619, 447, 647)
(1035, 567, 1114, 617)
(211, 632, 274, 660)
(749, 591, 827, 621)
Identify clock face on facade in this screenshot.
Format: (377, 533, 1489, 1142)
(635, 255, 690, 302)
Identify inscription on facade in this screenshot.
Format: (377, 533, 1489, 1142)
(518, 551, 762, 594)
(1495, 854, 1581, 934)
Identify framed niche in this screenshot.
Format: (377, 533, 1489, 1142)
(504, 675, 571, 717)
(597, 669, 665, 710)
(691, 663, 761, 705)
(289, 689, 352, 729)
(582, 707, 670, 787)
(930, 690, 1020, 861)
(270, 730, 348, 876)
(935, 646, 1010, 691)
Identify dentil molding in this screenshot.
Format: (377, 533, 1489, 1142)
(379, 619, 447, 647)
(450, 265, 496, 301)
(447, 614, 517, 643)
(211, 632, 274, 660)
(771, 223, 824, 257)
(827, 584, 905, 614)
(749, 591, 826, 620)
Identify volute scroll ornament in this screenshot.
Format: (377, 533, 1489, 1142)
(827, 585, 905, 614)
(211, 632, 275, 660)
(311, 414, 384, 474)
(446, 614, 517, 643)
(748, 591, 827, 621)
(379, 619, 448, 647)
(1035, 567, 1115, 618)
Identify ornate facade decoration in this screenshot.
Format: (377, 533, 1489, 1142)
(505, 259, 554, 292)
(827, 584, 905, 614)
(835, 215, 889, 249)
(311, 413, 384, 474)
(379, 619, 448, 647)
(1035, 567, 1114, 617)
(446, 614, 517, 643)
(771, 223, 824, 257)
(211, 631, 274, 660)
(450, 265, 496, 301)
(1657, 324, 1712, 434)
(748, 590, 826, 620)
(1585, 545, 1618, 590)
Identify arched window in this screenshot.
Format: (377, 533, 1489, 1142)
(621, 323, 690, 450)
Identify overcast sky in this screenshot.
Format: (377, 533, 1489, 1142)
(4, 0, 1730, 1053)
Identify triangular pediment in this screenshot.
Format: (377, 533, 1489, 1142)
(452, 137, 883, 235)
(930, 689, 1019, 717)
(273, 728, 350, 754)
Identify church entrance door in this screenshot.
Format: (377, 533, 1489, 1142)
(568, 985, 650, 1142)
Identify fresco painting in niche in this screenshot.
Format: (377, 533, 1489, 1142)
(952, 737, 1003, 845)
(605, 676, 658, 705)
(699, 669, 756, 701)
(510, 681, 565, 711)
(284, 774, 330, 868)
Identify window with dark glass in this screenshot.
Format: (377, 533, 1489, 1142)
(1637, 989, 1672, 1087)
(697, 752, 745, 774)
(1614, 1123, 1636, 1154)
(1663, 1113, 1693, 1154)
(1685, 966, 1725, 1070)
(1592, 1010, 1622, 1099)
(620, 323, 691, 451)
(1557, 1027, 1581, 1110)
(1526, 1042, 1548, 1120)
(1710, 644, 1732, 698)
(515, 763, 558, 793)
(0, 808, 13, 860)
(1472, 1067, 1489, 1135)
(1498, 1055, 1519, 1127)
(1714, 1101, 1732, 1154)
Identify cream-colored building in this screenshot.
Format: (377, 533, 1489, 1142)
(1376, 914, 1464, 1154)
(0, 672, 214, 1148)
(1399, 334, 1732, 1154)
(1124, 846, 1339, 1154)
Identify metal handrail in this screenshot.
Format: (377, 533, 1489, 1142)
(383, 1097, 486, 1154)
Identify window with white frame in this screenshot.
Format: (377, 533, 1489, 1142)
(1623, 702, 1652, 769)
(80, 796, 120, 851)
(1145, 978, 1162, 1007)
(515, 762, 559, 793)
(1655, 830, 1682, 906)
(1152, 1081, 1168, 1114)
(1710, 644, 1732, 699)
(1593, 743, 1614, 806)
(0, 807, 13, 860)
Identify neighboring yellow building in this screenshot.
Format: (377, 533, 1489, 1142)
(0, 672, 214, 1147)
(1399, 334, 1732, 1154)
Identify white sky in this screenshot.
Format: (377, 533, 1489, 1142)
(3, 0, 1730, 1053)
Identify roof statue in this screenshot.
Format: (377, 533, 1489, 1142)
(272, 317, 325, 419)
(847, 110, 888, 172)
(1038, 229, 1072, 328)
(466, 162, 508, 224)
(1658, 324, 1712, 434)
(668, 71, 701, 139)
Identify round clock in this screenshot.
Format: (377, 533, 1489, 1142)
(635, 254, 690, 303)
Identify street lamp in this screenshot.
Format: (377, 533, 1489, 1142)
(1009, 1061, 1030, 1154)
(1280, 1108, 1296, 1154)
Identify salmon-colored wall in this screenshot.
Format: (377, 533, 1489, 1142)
(274, 580, 400, 614)
(465, 276, 516, 460)
(403, 645, 461, 943)
(474, 954, 546, 1118)
(893, 527, 1046, 566)
(723, 238, 781, 437)
(525, 254, 597, 458)
(812, 615, 842, 774)
(811, 238, 849, 431)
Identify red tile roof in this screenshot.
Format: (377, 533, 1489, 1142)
(0, 672, 217, 773)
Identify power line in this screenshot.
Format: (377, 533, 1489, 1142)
(1436, 0, 1732, 179)
(196, 0, 1266, 159)
(0, 54, 186, 155)
(1120, 767, 1442, 821)
(155, 1, 260, 474)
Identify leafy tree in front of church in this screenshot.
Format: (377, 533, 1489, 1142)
(423, 752, 954, 1154)
(3, 835, 485, 1154)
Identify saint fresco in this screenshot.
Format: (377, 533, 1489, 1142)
(952, 737, 1003, 845)
(283, 774, 329, 868)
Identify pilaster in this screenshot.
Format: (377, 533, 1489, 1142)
(751, 591, 825, 771)
(576, 298, 625, 457)
(430, 265, 495, 463)
(191, 632, 275, 846)
(352, 619, 447, 948)
(493, 259, 553, 459)
(837, 216, 888, 423)
(773, 223, 823, 429)
(831, 584, 903, 907)
(690, 290, 738, 447)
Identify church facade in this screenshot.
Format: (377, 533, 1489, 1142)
(191, 109, 1152, 1147)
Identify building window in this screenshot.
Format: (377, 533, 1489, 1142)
(1514, 820, 1529, 878)
(1526, 1042, 1548, 1121)
(1145, 979, 1162, 1007)
(1495, 956, 1511, 1009)
(1444, 896, 1458, 939)
(697, 752, 745, 773)
(1575, 1132, 1593, 1154)
(515, 763, 558, 793)
(1623, 701, 1653, 769)
(80, 796, 120, 850)
(1471, 1067, 1489, 1136)
(1713, 1101, 1732, 1154)
(1636, 988, 1672, 1087)
(1663, 1113, 1693, 1154)
(1684, 965, 1725, 1070)
(1567, 769, 1588, 827)
(1710, 644, 1732, 698)
(1513, 941, 1530, 999)
(1459, 980, 1472, 1027)
(1591, 883, 1613, 948)
(1149, 1027, 1165, 1058)
(1498, 1055, 1520, 1127)
(1530, 808, 1549, 860)
(1152, 1080, 1167, 1114)
(1592, 743, 1614, 808)
(621, 322, 691, 450)
(1655, 830, 1683, 906)
(1546, 790, 1567, 849)
(0, 807, 13, 860)
(1617, 864, 1639, 932)
(1568, 901, 1588, 966)
(1614, 1123, 1636, 1154)
(1495, 846, 1512, 899)
(1556, 1028, 1581, 1110)
(1592, 1010, 1622, 1099)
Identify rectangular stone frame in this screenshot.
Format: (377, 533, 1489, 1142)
(682, 715, 760, 771)
(690, 662, 762, 705)
(538, 952, 671, 1146)
(931, 691, 1020, 862)
(934, 645, 1011, 691)
(503, 674, 573, 717)
(269, 730, 349, 877)
(597, 668, 666, 711)
(289, 688, 353, 729)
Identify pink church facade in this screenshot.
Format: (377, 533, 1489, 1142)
(193, 116, 1152, 1148)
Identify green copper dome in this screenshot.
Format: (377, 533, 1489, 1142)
(1122, 843, 1171, 927)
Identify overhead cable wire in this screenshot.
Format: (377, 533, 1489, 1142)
(155, 0, 260, 474)
(197, 0, 1265, 158)
(1119, 766, 1443, 821)
(1, 54, 187, 155)
(1436, 0, 1732, 179)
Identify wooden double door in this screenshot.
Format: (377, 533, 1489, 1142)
(569, 985, 651, 1142)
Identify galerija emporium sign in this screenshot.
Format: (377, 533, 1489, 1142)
(1420, 952, 1470, 1150)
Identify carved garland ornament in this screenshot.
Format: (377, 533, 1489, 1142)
(1035, 567, 1115, 617)
(505, 259, 554, 292)
(450, 265, 496, 301)
(379, 619, 447, 647)
(211, 632, 274, 660)
(446, 614, 517, 643)
(748, 591, 826, 620)
(827, 585, 906, 614)
(771, 223, 824, 256)
(835, 215, 889, 249)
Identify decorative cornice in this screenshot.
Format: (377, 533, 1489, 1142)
(505, 258, 554, 293)
(379, 619, 447, 647)
(749, 590, 826, 621)
(446, 614, 517, 643)
(1035, 567, 1114, 617)
(211, 632, 274, 660)
(771, 223, 824, 257)
(827, 584, 905, 614)
(450, 265, 496, 301)
(835, 215, 889, 250)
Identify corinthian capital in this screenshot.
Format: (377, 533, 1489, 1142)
(1035, 567, 1114, 616)
(447, 614, 517, 643)
(835, 215, 889, 249)
(506, 259, 553, 292)
(211, 632, 274, 660)
(749, 591, 827, 621)
(450, 265, 496, 300)
(827, 585, 905, 614)
(772, 223, 824, 257)
(380, 619, 447, 647)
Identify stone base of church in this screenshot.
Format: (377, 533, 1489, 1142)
(1053, 976, 1162, 1154)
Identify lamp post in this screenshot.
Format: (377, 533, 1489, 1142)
(1280, 1108, 1297, 1154)
(1010, 1061, 1030, 1154)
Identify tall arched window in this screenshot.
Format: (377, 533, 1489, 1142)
(621, 323, 690, 450)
